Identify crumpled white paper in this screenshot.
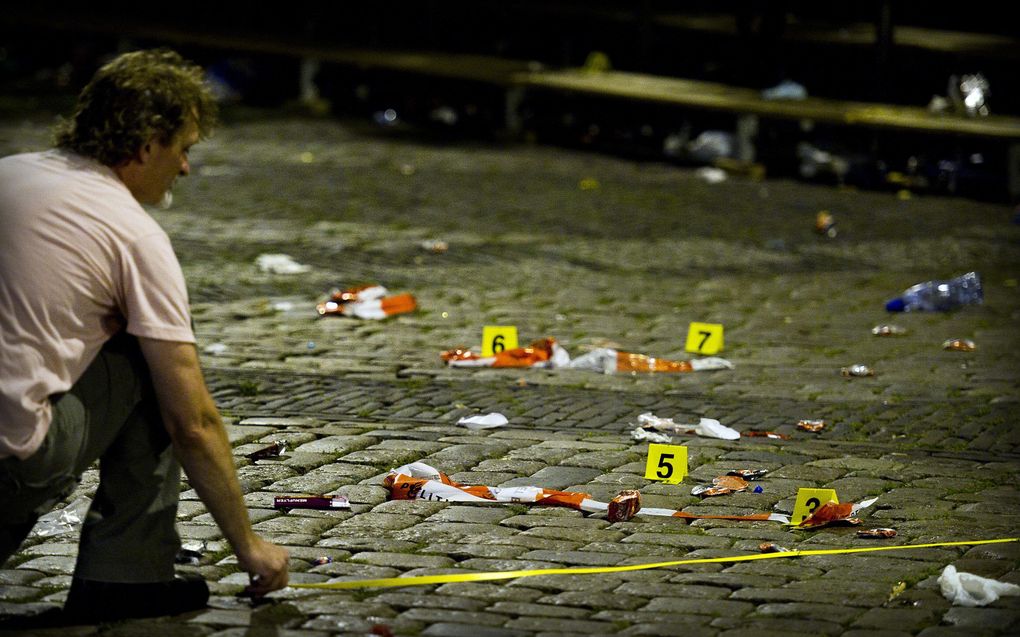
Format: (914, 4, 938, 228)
(255, 253, 311, 274)
(457, 413, 509, 430)
(636, 412, 740, 441)
(30, 496, 92, 538)
(938, 564, 1020, 607)
(631, 427, 672, 443)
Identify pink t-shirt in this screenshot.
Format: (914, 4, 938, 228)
(0, 150, 195, 459)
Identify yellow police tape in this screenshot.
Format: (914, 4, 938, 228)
(292, 537, 1018, 591)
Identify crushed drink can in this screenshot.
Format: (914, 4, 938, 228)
(759, 542, 791, 553)
(309, 556, 334, 566)
(796, 419, 825, 433)
(841, 364, 874, 377)
(274, 495, 351, 510)
(608, 490, 641, 522)
(857, 528, 897, 539)
(942, 338, 976, 352)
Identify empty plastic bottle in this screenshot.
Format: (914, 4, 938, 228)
(885, 272, 983, 312)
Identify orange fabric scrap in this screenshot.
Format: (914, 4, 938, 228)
(441, 338, 562, 368)
(798, 501, 859, 528)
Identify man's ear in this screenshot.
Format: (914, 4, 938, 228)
(136, 138, 157, 164)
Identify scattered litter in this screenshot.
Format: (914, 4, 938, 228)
(568, 348, 734, 374)
(310, 556, 334, 566)
(631, 427, 672, 444)
(729, 469, 768, 480)
(607, 490, 640, 523)
(695, 166, 727, 184)
(759, 542, 792, 553)
(939, 564, 1020, 607)
(246, 441, 287, 461)
(442, 338, 569, 369)
(762, 79, 807, 100)
(753, 485, 764, 493)
(948, 73, 991, 117)
(457, 413, 509, 430)
(872, 324, 907, 336)
(441, 339, 732, 374)
(274, 495, 351, 511)
(30, 496, 91, 538)
(385, 461, 789, 524)
(885, 271, 982, 312)
(743, 431, 790, 440)
(255, 253, 311, 274)
(814, 211, 837, 238)
(943, 338, 976, 352)
(636, 412, 740, 441)
(889, 581, 907, 602)
(858, 528, 897, 539)
(687, 131, 734, 163)
(420, 239, 449, 253)
(798, 497, 878, 528)
(841, 364, 874, 377)
(203, 342, 229, 356)
(317, 284, 417, 319)
(692, 475, 749, 498)
(796, 419, 825, 433)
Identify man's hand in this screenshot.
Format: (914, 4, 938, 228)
(238, 537, 290, 597)
(138, 338, 291, 594)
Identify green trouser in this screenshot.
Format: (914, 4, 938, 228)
(0, 333, 182, 582)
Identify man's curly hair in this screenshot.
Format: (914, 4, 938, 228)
(55, 49, 218, 166)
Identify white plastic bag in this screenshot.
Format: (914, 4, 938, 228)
(938, 564, 1020, 607)
(457, 413, 509, 430)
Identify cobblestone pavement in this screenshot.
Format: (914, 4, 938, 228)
(1, 108, 1019, 636)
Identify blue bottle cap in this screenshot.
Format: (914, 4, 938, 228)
(885, 297, 906, 312)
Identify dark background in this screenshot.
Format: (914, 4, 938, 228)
(2, 2, 1018, 202)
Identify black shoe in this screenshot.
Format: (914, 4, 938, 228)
(64, 573, 209, 622)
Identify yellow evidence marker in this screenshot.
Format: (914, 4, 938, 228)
(644, 443, 688, 484)
(791, 488, 839, 526)
(481, 325, 518, 357)
(685, 322, 724, 355)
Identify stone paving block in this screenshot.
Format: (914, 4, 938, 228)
(369, 591, 489, 612)
(518, 550, 626, 567)
(498, 467, 605, 490)
(421, 622, 530, 637)
(435, 582, 546, 603)
(852, 607, 944, 631)
(315, 537, 418, 552)
(331, 512, 423, 532)
(425, 506, 516, 524)
(753, 601, 863, 624)
(400, 607, 512, 627)
(711, 616, 843, 636)
(394, 522, 519, 544)
(350, 551, 455, 570)
(488, 601, 592, 619)
(422, 543, 528, 560)
(538, 590, 649, 611)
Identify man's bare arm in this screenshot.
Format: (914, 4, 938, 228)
(138, 337, 288, 595)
